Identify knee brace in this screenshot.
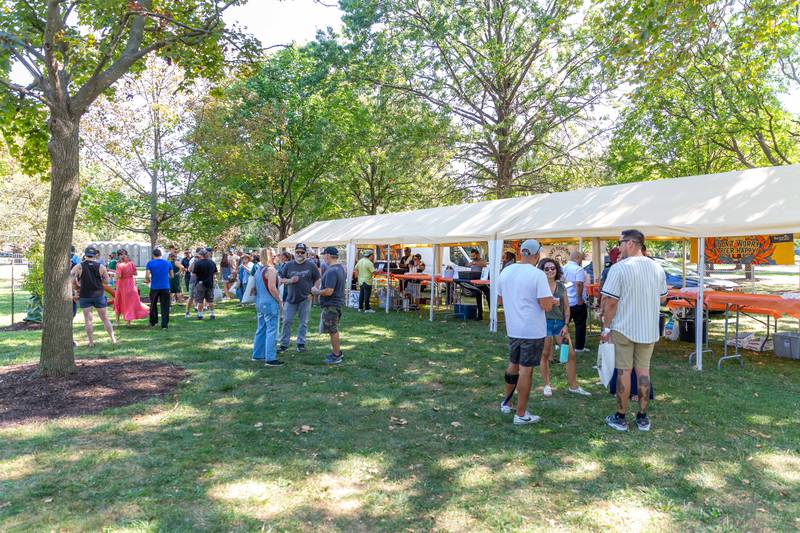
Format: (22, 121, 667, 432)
(504, 372, 519, 385)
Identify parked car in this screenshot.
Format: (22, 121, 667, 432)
(584, 257, 740, 291)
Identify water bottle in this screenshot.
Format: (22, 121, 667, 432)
(559, 343, 569, 363)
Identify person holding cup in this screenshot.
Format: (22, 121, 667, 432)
(538, 258, 591, 397)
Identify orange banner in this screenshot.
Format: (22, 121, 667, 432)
(690, 234, 795, 265)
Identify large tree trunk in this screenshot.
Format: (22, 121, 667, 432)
(39, 111, 81, 377)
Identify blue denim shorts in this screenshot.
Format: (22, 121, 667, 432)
(546, 319, 565, 337)
(79, 295, 108, 309)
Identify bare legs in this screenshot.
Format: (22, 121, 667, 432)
(82, 307, 117, 347)
(330, 331, 340, 355)
(540, 335, 579, 391)
(504, 362, 534, 417)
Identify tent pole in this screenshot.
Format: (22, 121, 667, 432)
(696, 237, 705, 371)
(430, 244, 438, 321)
(682, 240, 687, 288)
(386, 244, 391, 314)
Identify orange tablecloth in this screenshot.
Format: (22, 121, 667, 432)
(666, 288, 800, 319)
(586, 283, 600, 298)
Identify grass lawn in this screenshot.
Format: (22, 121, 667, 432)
(1, 294, 799, 532)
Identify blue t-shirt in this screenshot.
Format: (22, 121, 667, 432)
(320, 263, 346, 308)
(146, 258, 173, 290)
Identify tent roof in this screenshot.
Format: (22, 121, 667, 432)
(279, 165, 800, 247)
(278, 195, 546, 246)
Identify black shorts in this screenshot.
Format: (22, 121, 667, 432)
(194, 281, 214, 303)
(508, 337, 544, 367)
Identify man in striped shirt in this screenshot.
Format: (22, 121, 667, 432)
(600, 229, 668, 432)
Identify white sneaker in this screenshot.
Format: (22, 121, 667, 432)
(569, 386, 592, 396)
(543, 385, 553, 397)
(364, 309, 375, 313)
(513, 411, 541, 425)
(576, 347, 591, 353)
(500, 401, 512, 414)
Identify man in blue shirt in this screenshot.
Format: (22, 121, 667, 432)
(312, 246, 346, 364)
(145, 248, 174, 329)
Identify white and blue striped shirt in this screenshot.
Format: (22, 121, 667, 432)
(601, 256, 668, 344)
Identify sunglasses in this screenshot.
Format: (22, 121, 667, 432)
(618, 239, 641, 246)
(295, 250, 306, 255)
(543, 266, 557, 272)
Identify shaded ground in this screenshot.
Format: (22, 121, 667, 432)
(0, 321, 42, 332)
(0, 358, 186, 427)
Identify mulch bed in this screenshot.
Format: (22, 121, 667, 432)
(0, 321, 43, 332)
(0, 358, 187, 427)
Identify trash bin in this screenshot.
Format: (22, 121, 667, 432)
(678, 316, 707, 343)
(774, 332, 800, 359)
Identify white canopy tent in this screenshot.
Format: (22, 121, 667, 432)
(279, 164, 800, 371)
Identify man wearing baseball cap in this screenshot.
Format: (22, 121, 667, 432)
(497, 239, 555, 425)
(311, 246, 346, 364)
(70, 246, 117, 347)
(278, 243, 321, 353)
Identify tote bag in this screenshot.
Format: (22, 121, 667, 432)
(240, 275, 257, 304)
(597, 342, 616, 387)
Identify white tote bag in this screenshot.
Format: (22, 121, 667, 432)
(240, 274, 257, 304)
(597, 342, 616, 387)
(213, 284, 224, 302)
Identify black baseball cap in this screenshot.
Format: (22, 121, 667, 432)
(322, 246, 339, 257)
(84, 246, 99, 257)
(295, 243, 308, 251)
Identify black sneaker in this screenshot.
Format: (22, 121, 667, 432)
(265, 360, 285, 367)
(635, 412, 651, 432)
(277, 345, 288, 353)
(296, 344, 306, 353)
(209, 315, 216, 320)
(605, 413, 628, 432)
(196, 315, 203, 320)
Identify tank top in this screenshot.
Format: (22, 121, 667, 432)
(545, 281, 566, 321)
(254, 265, 276, 308)
(79, 261, 104, 298)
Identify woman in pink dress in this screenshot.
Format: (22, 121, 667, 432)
(113, 249, 149, 325)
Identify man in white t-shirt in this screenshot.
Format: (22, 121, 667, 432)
(498, 239, 555, 425)
(600, 229, 668, 433)
(563, 250, 588, 352)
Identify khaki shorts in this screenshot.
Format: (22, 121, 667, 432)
(612, 330, 655, 370)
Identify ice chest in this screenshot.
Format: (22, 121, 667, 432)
(774, 332, 800, 360)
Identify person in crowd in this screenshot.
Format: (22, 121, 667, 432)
(398, 247, 413, 269)
(107, 251, 118, 287)
(70, 245, 80, 267)
(236, 253, 254, 302)
(220, 251, 232, 297)
(181, 250, 192, 292)
(466, 247, 490, 321)
(277, 251, 292, 303)
(497, 239, 554, 425)
(278, 243, 321, 353)
(564, 250, 588, 353)
(71, 246, 116, 346)
(253, 249, 284, 366)
(311, 246, 346, 364)
(404, 253, 426, 302)
(168, 252, 185, 303)
(145, 248, 174, 329)
(192, 248, 218, 320)
(502, 250, 517, 270)
(538, 258, 591, 397)
(355, 249, 376, 313)
(601, 229, 668, 432)
(112, 248, 149, 325)
(185, 249, 203, 317)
